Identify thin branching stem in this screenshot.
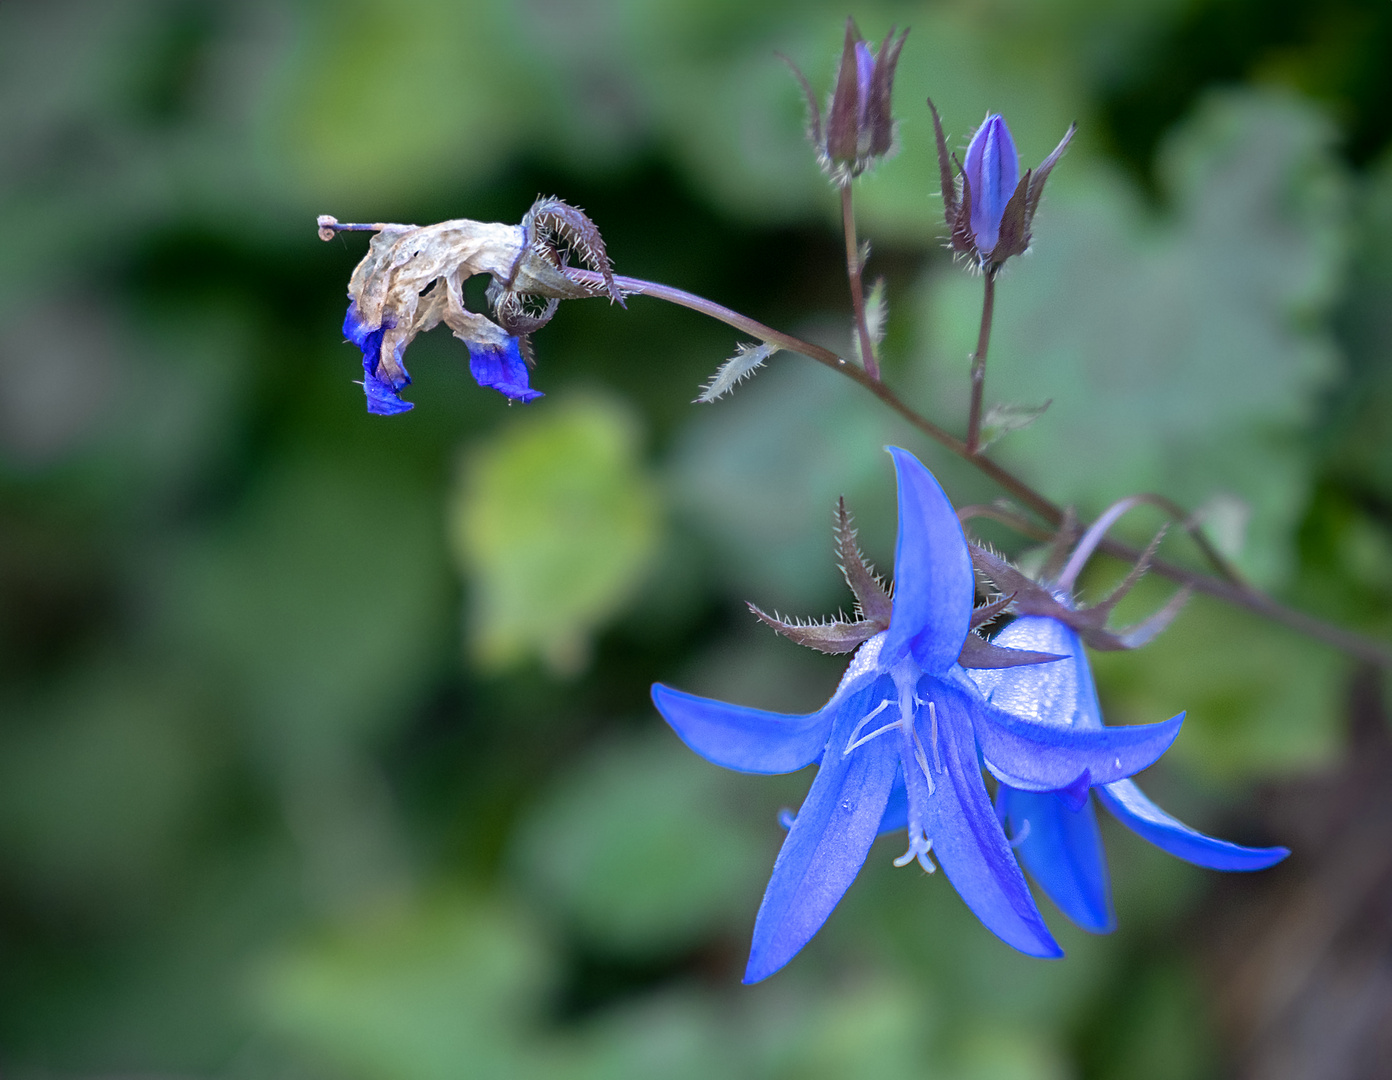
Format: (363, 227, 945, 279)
(965, 270, 996, 454)
(565, 267, 1392, 667)
(841, 186, 881, 380)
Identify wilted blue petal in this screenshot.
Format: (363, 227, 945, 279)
(651, 683, 833, 775)
(468, 337, 543, 402)
(914, 682, 1061, 957)
(999, 786, 1114, 933)
(345, 303, 412, 413)
(744, 703, 900, 983)
(1097, 779, 1290, 871)
(972, 679, 1183, 792)
(963, 114, 1019, 254)
(880, 447, 974, 673)
(362, 369, 413, 414)
(973, 617, 1101, 730)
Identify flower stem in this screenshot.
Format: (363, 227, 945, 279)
(565, 267, 1392, 668)
(841, 185, 881, 380)
(965, 270, 996, 455)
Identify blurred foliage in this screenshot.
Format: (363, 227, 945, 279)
(1, 0, 1390, 1078)
(450, 394, 661, 675)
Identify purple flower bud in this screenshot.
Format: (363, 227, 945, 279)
(854, 39, 875, 131)
(787, 19, 907, 186)
(964, 114, 1020, 255)
(930, 100, 1076, 271)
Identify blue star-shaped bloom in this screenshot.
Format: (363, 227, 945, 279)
(971, 615, 1289, 933)
(652, 449, 1185, 981)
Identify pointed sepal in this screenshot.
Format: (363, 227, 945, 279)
(835, 497, 892, 625)
(748, 604, 882, 655)
(958, 632, 1065, 670)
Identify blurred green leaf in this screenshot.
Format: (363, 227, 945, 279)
(450, 393, 661, 675)
(1091, 593, 1344, 780)
(510, 731, 768, 957)
(276, 0, 536, 206)
(259, 893, 553, 1080)
(166, 452, 450, 748)
(0, 662, 219, 912)
(670, 356, 910, 609)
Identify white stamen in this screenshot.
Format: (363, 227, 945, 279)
(842, 699, 892, 756)
(910, 723, 936, 797)
(844, 720, 903, 755)
(893, 830, 937, 873)
(1009, 819, 1032, 848)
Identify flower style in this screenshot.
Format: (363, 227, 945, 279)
(785, 18, 908, 186)
(968, 515, 1289, 933)
(651, 449, 1185, 981)
(929, 104, 1075, 270)
(320, 197, 622, 414)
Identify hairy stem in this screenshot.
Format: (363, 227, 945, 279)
(965, 270, 996, 454)
(564, 268, 1392, 667)
(841, 186, 881, 380)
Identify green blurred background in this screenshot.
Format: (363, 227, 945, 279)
(2, 1, 1391, 1077)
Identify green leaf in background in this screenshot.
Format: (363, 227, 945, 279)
(259, 893, 553, 1080)
(509, 731, 768, 957)
(276, 0, 535, 206)
(670, 355, 910, 609)
(915, 89, 1347, 587)
(450, 393, 661, 675)
(1091, 593, 1344, 780)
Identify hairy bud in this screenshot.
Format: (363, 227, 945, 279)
(786, 19, 908, 187)
(930, 102, 1076, 271)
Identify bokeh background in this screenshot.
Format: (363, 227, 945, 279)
(3, 1, 1391, 1077)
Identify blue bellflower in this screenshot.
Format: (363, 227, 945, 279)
(652, 449, 1184, 981)
(972, 615, 1289, 933)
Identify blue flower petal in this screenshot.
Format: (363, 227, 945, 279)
(881, 447, 974, 674)
(972, 617, 1102, 731)
(999, 786, 1114, 933)
(343, 302, 376, 349)
(468, 337, 543, 402)
(651, 684, 833, 775)
(1097, 779, 1290, 871)
(964, 114, 1019, 254)
(362, 369, 414, 415)
(972, 682, 1183, 792)
(916, 682, 1062, 957)
(877, 769, 908, 835)
(744, 703, 900, 983)
(344, 303, 413, 413)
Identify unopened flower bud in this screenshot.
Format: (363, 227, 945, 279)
(930, 101, 1076, 271)
(788, 19, 908, 186)
(964, 114, 1019, 255)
